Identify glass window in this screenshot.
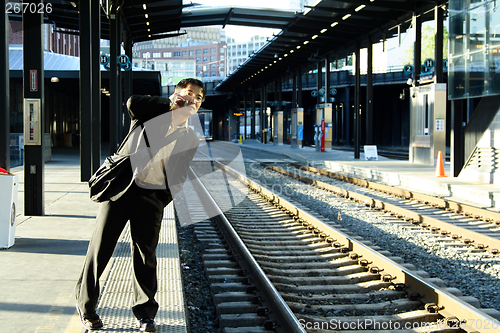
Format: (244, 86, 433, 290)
(163, 52, 171, 58)
(211, 56, 215, 61)
(203, 48, 209, 54)
(173, 51, 180, 57)
(211, 47, 216, 53)
(449, 0, 500, 99)
(189, 50, 194, 56)
(203, 56, 208, 62)
(196, 57, 201, 62)
(196, 49, 201, 55)
(182, 51, 187, 57)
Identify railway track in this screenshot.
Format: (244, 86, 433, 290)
(262, 162, 500, 255)
(182, 159, 500, 332)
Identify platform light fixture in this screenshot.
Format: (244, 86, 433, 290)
(331, 22, 338, 27)
(143, 4, 147, 10)
(342, 14, 351, 20)
(145, 14, 148, 18)
(320, 28, 327, 33)
(312, 35, 318, 39)
(303, 40, 309, 45)
(290, 49, 294, 53)
(355, 5, 365, 11)
(296, 45, 301, 49)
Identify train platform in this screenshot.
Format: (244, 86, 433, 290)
(236, 139, 500, 210)
(0, 150, 188, 332)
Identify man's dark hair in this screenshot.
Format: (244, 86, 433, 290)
(175, 78, 205, 98)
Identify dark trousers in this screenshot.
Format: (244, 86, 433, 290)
(75, 183, 172, 320)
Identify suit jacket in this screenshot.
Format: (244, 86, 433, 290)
(108, 94, 199, 201)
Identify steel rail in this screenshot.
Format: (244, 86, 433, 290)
(211, 161, 500, 332)
(292, 163, 500, 225)
(187, 167, 306, 333)
(266, 164, 500, 254)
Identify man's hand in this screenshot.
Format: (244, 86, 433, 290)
(170, 93, 197, 127)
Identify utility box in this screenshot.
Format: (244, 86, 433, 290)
(273, 111, 284, 146)
(291, 108, 304, 148)
(0, 173, 19, 249)
(409, 83, 447, 165)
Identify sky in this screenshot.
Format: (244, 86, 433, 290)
(184, 0, 294, 42)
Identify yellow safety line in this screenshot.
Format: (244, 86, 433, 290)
(63, 310, 83, 333)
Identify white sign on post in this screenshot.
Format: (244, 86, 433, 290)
(364, 145, 378, 161)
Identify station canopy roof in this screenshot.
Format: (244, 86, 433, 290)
(12, 0, 447, 92)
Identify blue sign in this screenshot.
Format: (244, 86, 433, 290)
(298, 125, 303, 140)
(330, 97, 335, 103)
(122, 61, 132, 71)
(330, 88, 337, 95)
(104, 61, 111, 71)
(311, 90, 318, 97)
(118, 54, 130, 66)
(282, 101, 287, 106)
(319, 88, 326, 96)
(443, 59, 448, 70)
(421, 64, 431, 73)
(423, 58, 435, 69)
(403, 64, 414, 75)
(320, 96, 325, 102)
(100, 54, 109, 66)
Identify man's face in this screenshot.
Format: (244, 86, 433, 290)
(178, 83, 204, 111)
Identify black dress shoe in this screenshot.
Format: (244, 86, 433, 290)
(76, 305, 103, 330)
(139, 318, 157, 332)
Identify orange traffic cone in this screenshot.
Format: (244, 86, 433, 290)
(436, 151, 446, 177)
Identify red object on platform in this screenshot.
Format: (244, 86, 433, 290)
(0, 167, 7, 174)
(320, 119, 325, 152)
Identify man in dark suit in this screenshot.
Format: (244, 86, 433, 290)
(75, 78, 205, 332)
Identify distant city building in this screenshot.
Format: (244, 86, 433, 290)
(9, 21, 80, 56)
(132, 27, 225, 58)
(134, 42, 227, 86)
(226, 35, 267, 75)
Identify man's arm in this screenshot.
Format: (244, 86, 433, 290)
(126, 95, 171, 121)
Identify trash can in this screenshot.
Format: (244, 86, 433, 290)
(0, 173, 19, 249)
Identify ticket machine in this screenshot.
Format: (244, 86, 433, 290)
(409, 83, 446, 165)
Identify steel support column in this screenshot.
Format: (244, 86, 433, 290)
(354, 42, 361, 159)
(325, 56, 331, 103)
(0, 2, 9, 171)
(109, 3, 119, 155)
(434, 5, 444, 83)
(316, 62, 322, 106)
(366, 36, 374, 144)
(91, 2, 102, 173)
(292, 71, 297, 107)
(251, 89, 255, 139)
(451, 99, 464, 177)
(413, 13, 422, 85)
(123, 23, 132, 133)
(23, 1, 44, 215)
(297, 69, 302, 107)
(243, 92, 247, 139)
(79, 1, 92, 181)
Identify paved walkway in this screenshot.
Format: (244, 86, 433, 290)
(0, 149, 186, 333)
